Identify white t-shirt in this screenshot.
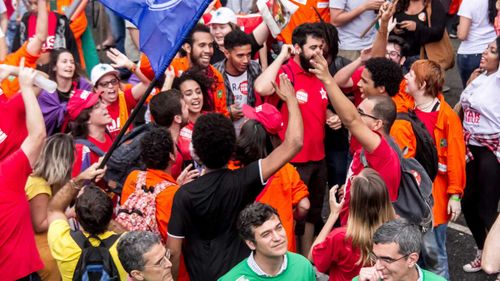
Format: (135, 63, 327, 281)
(227, 71, 249, 136)
(329, 0, 376, 50)
(460, 70, 500, 143)
(457, 0, 497, 54)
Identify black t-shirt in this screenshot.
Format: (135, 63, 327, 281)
(168, 160, 265, 281)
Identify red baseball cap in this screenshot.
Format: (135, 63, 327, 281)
(67, 90, 100, 121)
(242, 103, 284, 135)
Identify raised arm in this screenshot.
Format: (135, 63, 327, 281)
(260, 73, 303, 181)
(371, 2, 396, 58)
(254, 44, 295, 96)
(19, 58, 46, 167)
(311, 54, 381, 153)
(330, 0, 384, 27)
(333, 47, 371, 88)
(26, 0, 48, 56)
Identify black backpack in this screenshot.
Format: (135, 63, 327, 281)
(361, 138, 434, 232)
(396, 111, 439, 181)
(70, 231, 121, 281)
(104, 124, 151, 193)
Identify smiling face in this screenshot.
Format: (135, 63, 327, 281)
(246, 214, 288, 258)
(179, 79, 204, 115)
(480, 40, 499, 74)
(210, 23, 233, 47)
(225, 44, 252, 75)
(188, 31, 215, 69)
(372, 242, 418, 281)
(94, 73, 120, 105)
(54, 51, 75, 80)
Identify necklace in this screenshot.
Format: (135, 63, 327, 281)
(416, 97, 437, 112)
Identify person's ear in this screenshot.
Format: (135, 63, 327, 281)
(130, 270, 145, 281)
(294, 44, 302, 54)
(174, 114, 182, 125)
(183, 43, 191, 54)
(223, 48, 230, 59)
(407, 253, 419, 268)
(419, 81, 427, 91)
(169, 152, 176, 163)
(377, 85, 386, 95)
(245, 240, 257, 251)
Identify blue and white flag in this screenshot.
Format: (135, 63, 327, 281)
(99, 0, 212, 78)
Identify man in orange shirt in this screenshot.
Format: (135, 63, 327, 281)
(140, 24, 229, 117)
(278, 0, 330, 44)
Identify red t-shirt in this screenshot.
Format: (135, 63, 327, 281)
(177, 122, 194, 162)
(347, 66, 364, 106)
(0, 94, 27, 161)
(340, 135, 401, 225)
(106, 88, 137, 140)
(415, 108, 438, 139)
(0, 150, 44, 280)
(72, 135, 113, 177)
(268, 59, 329, 163)
(312, 227, 362, 281)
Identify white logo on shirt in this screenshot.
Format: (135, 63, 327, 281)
(0, 129, 7, 144)
(180, 127, 192, 140)
(320, 88, 327, 100)
(296, 90, 308, 104)
(107, 117, 120, 133)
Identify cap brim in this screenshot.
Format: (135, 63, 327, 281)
(242, 104, 257, 120)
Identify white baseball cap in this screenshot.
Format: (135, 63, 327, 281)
(91, 63, 119, 86)
(208, 7, 237, 25)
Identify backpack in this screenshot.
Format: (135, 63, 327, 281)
(361, 138, 434, 232)
(115, 171, 174, 236)
(397, 111, 439, 181)
(104, 124, 151, 193)
(70, 231, 121, 281)
(75, 139, 106, 172)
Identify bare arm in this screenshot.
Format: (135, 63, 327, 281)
(371, 2, 396, 58)
(26, 0, 48, 56)
(293, 197, 310, 220)
(19, 58, 46, 167)
(333, 56, 362, 88)
(330, 0, 383, 27)
(260, 74, 303, 181)
(254, 44, 295, 96)
(252, 21, 270, 46)
(311, 54, 381, 153)
(482, 214, 500, 274)
(166, 236, 183, 281)
(457, 16, 471, 41)
(30, 193, 50, 233)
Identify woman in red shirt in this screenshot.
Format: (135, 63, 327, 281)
(309, 168, 396, 281)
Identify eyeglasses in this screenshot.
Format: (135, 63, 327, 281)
(386, 50, 401, 59)
(369, 252, 410, 264)
(357, 108, 379, 120)
(145, 249, 171, 268)
(97, 78, 119, 88)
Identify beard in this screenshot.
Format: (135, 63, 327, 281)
(299, 53, 313, 73)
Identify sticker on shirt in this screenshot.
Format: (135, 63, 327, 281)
(317, 1, 328, 8)
(296, 90, 308, 104)
(231, 80, 249, 96)
(418, 12, 426, 22)
(463, 108, 481, 125)
(294, 0, 307, 5)
(0, 129, 7, 144)
(107, 118, 120, 134)
(180, 127, 192, 140)
(320, 88, 328, 100)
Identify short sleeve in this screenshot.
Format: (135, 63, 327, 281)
(123, 88, 138, 111)
(329, 0, 348, 10)
(25, 176, 52, 200)
(120, 170, 139, 205)
(47, 219, 81, 263)
(365, 138, 401, 201)
(168, 189, 189, 238)
(0, 149, 32, 193)
(457, 0, 473, 18)
(312, 228, 344, 273)
(288, 165, 309, 205)
(238, 160, 267, 200)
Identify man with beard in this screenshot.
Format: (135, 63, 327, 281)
(254, 23, 328, 257)
(140, 24, 229, 117)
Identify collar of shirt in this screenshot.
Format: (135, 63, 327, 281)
(416, 264, 424, 281)
(246, 252, 287, 277)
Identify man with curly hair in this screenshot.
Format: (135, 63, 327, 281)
(167, 74, 304, 281)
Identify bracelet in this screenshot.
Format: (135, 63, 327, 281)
(69, 179, 83, 191)
(129, 63, 137, 73)
(450, 195, 461, 202)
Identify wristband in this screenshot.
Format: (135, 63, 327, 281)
(129, 64, 137, 73)
(69, 179, 83, 191)
(450, 195, 461, 202)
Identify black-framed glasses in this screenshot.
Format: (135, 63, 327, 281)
(145, 249, 171, 268)
(386, 50, 401, 59)
(369, 252, 410, 264)
(357, 108, 379, 120)
(97, 78, 119, 88)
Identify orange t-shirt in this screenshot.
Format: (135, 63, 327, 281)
(1, 42, 40, 99)
(278, 0, 330, 44)
(256, 163, 309, 252)
(121, 169, 179, 240)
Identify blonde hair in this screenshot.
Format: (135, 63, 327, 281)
(411, 59, 444, 98)
(32, 133, 75, 191)
(346, 168, 396, 265)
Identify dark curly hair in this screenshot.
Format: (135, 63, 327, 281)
(237, 202, 280, 243)
(75, 184, 113, 235)
(365, 57, 404, 97)
(292, 23, 324, 48)
(70, 107, 93, 138)
(192, 113, 235, 169)
(173, 68, 215, 112)
(235, 120, 281, 166)
(141, 126, 174, 171)
(185, 24, 212, 47)
(149, 89, 183, 127)
(224, 29, 253, 51)
(47, 48, 82, 82)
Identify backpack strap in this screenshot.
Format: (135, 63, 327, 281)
(99, 233, 121, 249)
(135, 171, 147, 192)
(70, 230, 91, 250)
(152, 180, 176, 196)
(75, 139, 105, 156)
(359, 149, 369, 168)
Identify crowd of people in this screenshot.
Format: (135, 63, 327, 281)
(0, 0, 499, 280)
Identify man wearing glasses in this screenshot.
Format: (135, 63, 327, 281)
(118, 231, 174, 281)
(354, 219, 445, 281)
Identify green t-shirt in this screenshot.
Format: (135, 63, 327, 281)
(352, 266, 446, 281)
(218, 252, 316, 281)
